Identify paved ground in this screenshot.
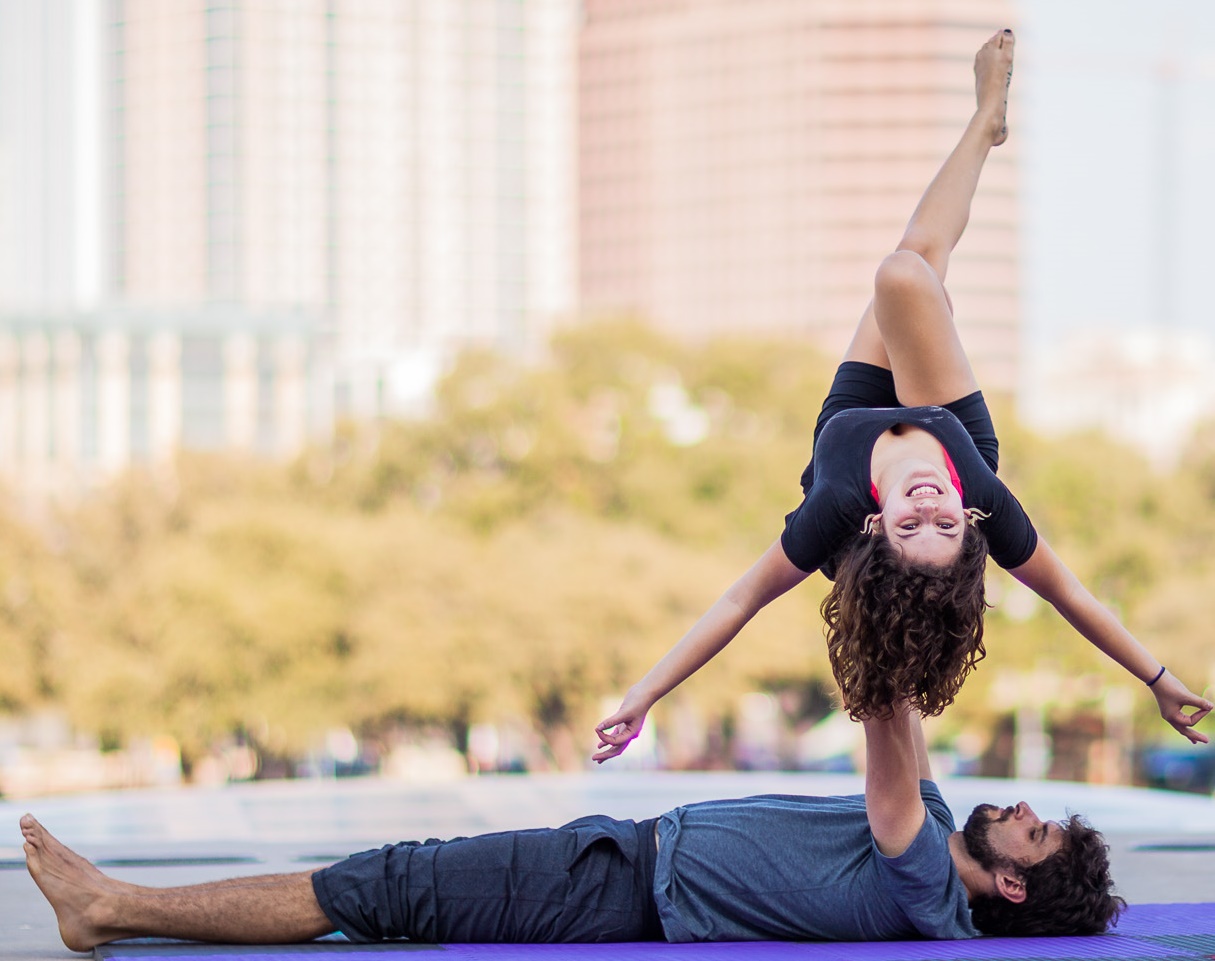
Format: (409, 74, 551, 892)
(1, 772, 1213, 960)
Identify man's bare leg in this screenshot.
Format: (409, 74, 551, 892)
(22, 814, 335, 952)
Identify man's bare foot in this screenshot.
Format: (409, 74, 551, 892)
(21, 814, 138, 952)
(975, 29, 1015, 145)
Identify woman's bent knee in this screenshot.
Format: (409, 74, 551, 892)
(874, 250, 939, 300)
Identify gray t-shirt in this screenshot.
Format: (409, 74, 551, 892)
(652, 780, 978, 942)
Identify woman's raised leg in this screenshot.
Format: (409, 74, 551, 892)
(846, 30, 1015, 406)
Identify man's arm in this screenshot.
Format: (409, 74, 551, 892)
(863, 703, 933, 857)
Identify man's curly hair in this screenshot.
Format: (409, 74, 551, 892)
(970, 815, 1126, 937)
(822, 525, 989, 720)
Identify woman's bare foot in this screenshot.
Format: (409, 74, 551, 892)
(975, 29, 1015, 145)
(21, 814, 138, 952)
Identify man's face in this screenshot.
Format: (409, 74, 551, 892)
(963, 801, 1065, 872)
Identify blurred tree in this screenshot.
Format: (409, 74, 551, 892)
(3, 320, 1210, 775)
(0, 503, 74, 712)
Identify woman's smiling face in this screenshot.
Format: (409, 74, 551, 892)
(879, 463, 966, 567)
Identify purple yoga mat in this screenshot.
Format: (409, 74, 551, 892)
(94, 902, 1215, 961)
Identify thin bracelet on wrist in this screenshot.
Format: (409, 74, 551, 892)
(1146, 665, 1167, 688)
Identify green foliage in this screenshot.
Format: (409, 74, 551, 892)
(1, 320, 1212, 770)
(0, 505, 75, 711)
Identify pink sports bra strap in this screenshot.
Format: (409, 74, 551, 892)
(869, 442, 964, 506)
(941, 444, 964, 500)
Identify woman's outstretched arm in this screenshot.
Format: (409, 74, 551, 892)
(592, 540, 809, 762)
(1011, 537, 1213, 743)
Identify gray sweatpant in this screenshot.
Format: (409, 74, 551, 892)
(311, 814, 662, 944)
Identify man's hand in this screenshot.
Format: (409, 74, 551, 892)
(593, 690, 652, 763)
(1151, 673, 1213, 745)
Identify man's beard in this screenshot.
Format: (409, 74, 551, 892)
(962, 803, 1014, 871)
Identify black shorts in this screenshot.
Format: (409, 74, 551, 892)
(813, 361, 999, 473)
(312, 815, 662, 944)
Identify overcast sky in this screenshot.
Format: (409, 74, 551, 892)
(1019, 0, 1215, 350)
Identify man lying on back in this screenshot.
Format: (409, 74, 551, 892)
(22, 702, 1123, 949)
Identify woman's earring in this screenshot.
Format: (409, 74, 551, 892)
(861, 513, 883, 536)
(963, 507, 991, 528)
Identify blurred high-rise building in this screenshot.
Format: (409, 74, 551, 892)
(1025, 327, 1215, 467)
(109, 0, 578, 416)
(0, 0, 101, 310)
(0, 0, 578, 498)
(579, 0, 1021, 393)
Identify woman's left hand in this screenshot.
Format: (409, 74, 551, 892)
(1152, 672, 1213, 744)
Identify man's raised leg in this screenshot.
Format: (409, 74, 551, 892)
(22, 814, 335, 952)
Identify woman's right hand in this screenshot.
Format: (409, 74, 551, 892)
(593, 690, 652, 763)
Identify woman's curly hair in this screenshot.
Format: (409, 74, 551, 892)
(822, 524, 989, 720)
(969, 815, 1126, 937)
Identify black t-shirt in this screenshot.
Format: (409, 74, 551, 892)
(780, 406, 1038, 578)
